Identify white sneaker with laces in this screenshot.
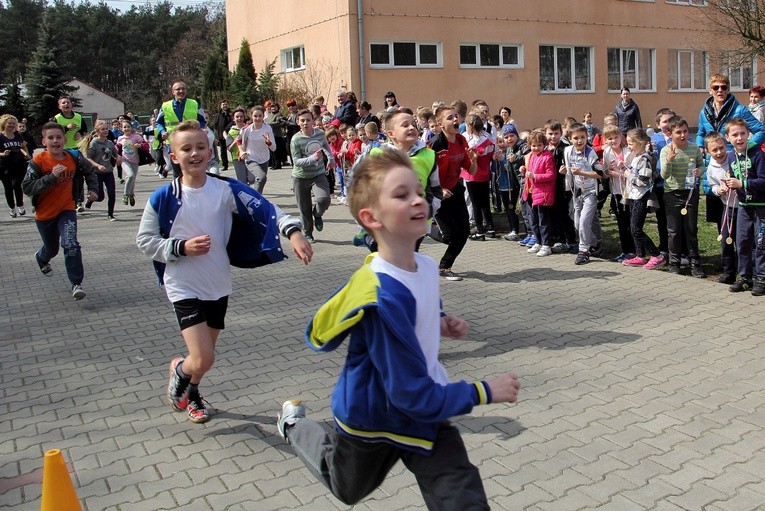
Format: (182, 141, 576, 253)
(277, 399, 306, 442)
(527, 243, 541, 254)
(536, 245, 552, 257)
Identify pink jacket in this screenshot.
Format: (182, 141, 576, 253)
(528, 150, 556, 207)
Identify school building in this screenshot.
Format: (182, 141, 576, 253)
(224, 0, 756, 129)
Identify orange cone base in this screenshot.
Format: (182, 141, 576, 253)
(40, 449, 82, 511)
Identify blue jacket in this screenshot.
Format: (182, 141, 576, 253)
(305, 254, 492, 455)
(696, 94, 765, 149)
(136, 174, 300, 284)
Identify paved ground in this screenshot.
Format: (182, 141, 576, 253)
(2, 163, 765, 511)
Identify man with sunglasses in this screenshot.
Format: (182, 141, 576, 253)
(697, 74, 765, 150)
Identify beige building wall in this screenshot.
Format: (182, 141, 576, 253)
(226, 0, 759, 130)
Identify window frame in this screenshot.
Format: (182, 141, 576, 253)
(280, 45, 305, 73)
(459, 43, 524, 69)
(668, 49, 709, 92)
(369, 41, 443, 69)
(665, 0, 707, 5)
(607, 47, 656, 93)
(538, 44, 594, 93)
(719, 52, 755, 92)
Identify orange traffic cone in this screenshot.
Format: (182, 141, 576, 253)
(40, 449, 82, 511)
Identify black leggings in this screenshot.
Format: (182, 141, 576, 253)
(1, 170, 24, 208)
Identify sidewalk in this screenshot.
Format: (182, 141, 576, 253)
(1, 164, 764, 510)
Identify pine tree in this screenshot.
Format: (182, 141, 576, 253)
(229, 38, 258, 109)
(257, 58, 279, 106)
(24, 13, 78, 127)
(200, 27, 230, 108)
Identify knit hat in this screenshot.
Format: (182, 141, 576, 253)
(502, 123, 519, 136)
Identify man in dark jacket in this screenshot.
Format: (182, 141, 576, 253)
(614, 88, 642, 136)
(333, 90, 358, 126)
(213, 100, 233, 171)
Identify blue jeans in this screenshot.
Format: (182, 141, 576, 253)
(35, 209, 84, 285)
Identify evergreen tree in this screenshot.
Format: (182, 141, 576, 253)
(229, 39, 258, 108)
(24, 13, 78, 127)
(256, 58, 280, 105)
(200, 25, 230, 109)
(0, 81, 26, 118)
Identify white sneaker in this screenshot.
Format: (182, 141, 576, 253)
(277, 399, 306, 443)
(71, 284, 86, 300)
(536, 245, 552, 257)
(527, 243, 541, 253)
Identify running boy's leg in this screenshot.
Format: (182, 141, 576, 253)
(401, 423, 490, 511)
(311, 174, 331, 222)
(294, 177, 315, 235)
(104, 173, 116, 217)
(35, 215, 61, 266)
(57, 210, 84, 286)
(288, 418, 400, 505)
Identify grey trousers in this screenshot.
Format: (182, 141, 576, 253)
(293, 174, 330, 236)
(288, 419, 490, 510)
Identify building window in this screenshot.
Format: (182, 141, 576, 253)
(459, 44, 523, 68)
(607, 48, 655, 92)
(668, 49, 708, 91)
(281, 46, 305, 72)
(370, 42, 442, 68)
(720, 52, 754, 91)
(539, 45, 593, 92)
(666, 0, 707, 5)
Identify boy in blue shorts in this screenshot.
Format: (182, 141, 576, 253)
(276, 148, 521, 509)
(137, 120, 313, 423)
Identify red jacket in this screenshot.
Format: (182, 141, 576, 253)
(528, 150, 556, 207)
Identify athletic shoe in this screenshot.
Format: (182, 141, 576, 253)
(167, 357, 190, 412)
(730, 278, 752, 293)
(35, 252, 52, 276)
(71, 284, 86, 300)
(716, 274, 736, 285)
(503, 231, 518, 241)
(485, 229, 496, 238)
(108, 215, 116, 222)
(527, 243, 541, 254)
(17, 207, 25, 216)
(611, 252, 633, 263)
(314, 214, 323, 231)
(551, 242, 567, 254)
(85, 201, 92, 210)
(277, 399, 306, 442)
(76, 202, 85, 213)
(122, 195, 129, 205)
(469, 233, 485, 241)
(691, 266, 706, 279)
(622, 256, 648, 267)
(305, 234, 315, 244)
(439, 268, 463, 281)
(643, 254, 667, 270)
(129, 195, 136, 207)
(517, 236, 530, 246)
(9, 208, 17, 218)
(536, 245, 552, 257)
(187, 392, 211, 424)
(589, 244, 603, 257)
(752, 279, 765, 297)
(575, 252, 590, 265)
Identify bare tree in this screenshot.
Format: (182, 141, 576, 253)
(279, 59, 345, 107)
(699, 1, 765, 58)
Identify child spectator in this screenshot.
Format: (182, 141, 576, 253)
(464, 113, 495, 239)
(582, 111, 600, 144)
(722, 118, 765, 295)
(290, 109, 335, 243)
(704, 131, 738, 284)
(84, 121, 117, 220)
(650, 108, 676, 260)
(748, 85, 765, 124)
(429, 106, 478, 280)
(500, 123, 526, 241)
(622, 129, 664, 269)
(136, 120, 312, 424)
(325, 127, 343, 197)
(227, 108, 249, 184)
(563, 123, 604, 264)
(591, 113, 618, 160)
(522, 130, 556, 256)
(660, 116, 705, 277)
(202, 111, 220, 175)
(602, 124, 636, 261)
(22, 122, 99, 300)
(546, 120, 577, 253)
(276, 148, 520, 509)
(338, 127, 362, 203)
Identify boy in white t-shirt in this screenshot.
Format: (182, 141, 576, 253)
(136, 120, 312, 423)
(276, 148, 520, 508)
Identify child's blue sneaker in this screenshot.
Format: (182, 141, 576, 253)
(352, 229, 368, 247)
(518, 236, 530, 246)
